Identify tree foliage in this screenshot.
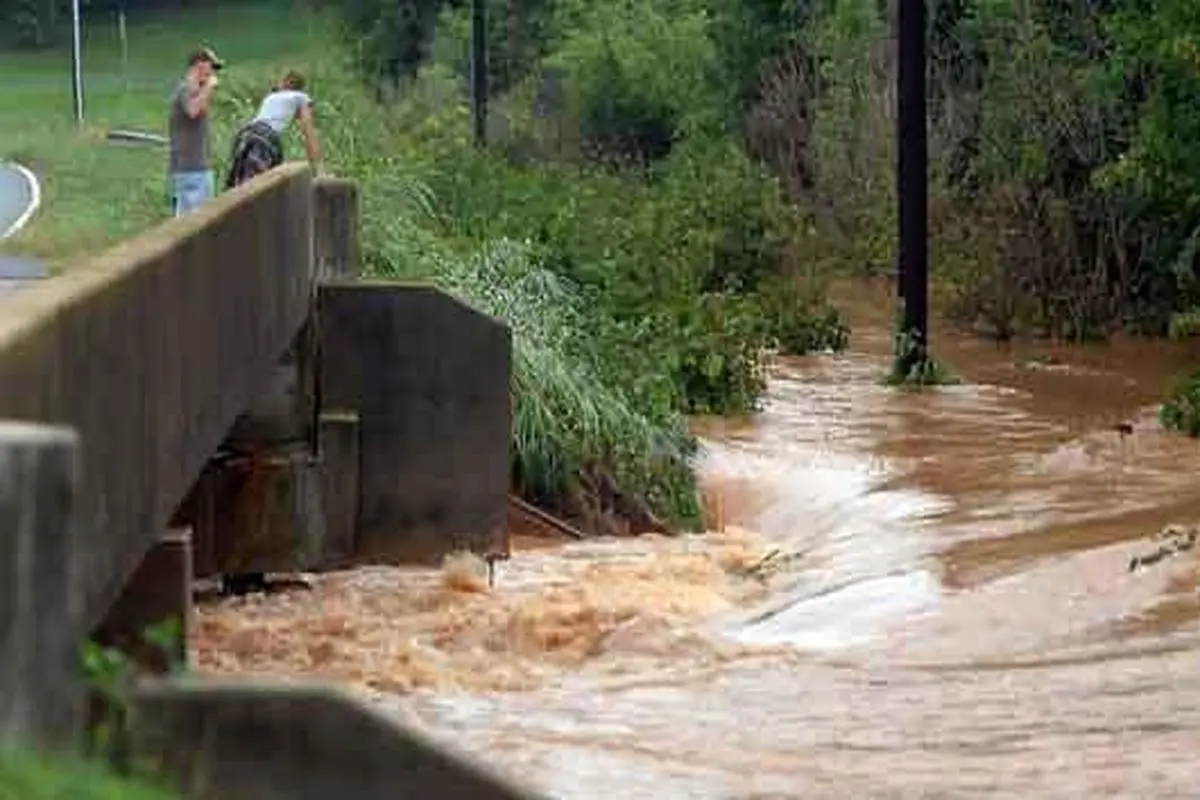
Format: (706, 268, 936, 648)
(302, 0, 852, 530)
(728, 0, 1200, 340)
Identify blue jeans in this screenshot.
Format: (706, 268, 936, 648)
(170, 170, 214, 217)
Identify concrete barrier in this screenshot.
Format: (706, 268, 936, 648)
(183, 176, 363, 577)
(0, 421, 83, 747)
(312, 177, 360, 282)
(318, 282, 512, 563)
(0, 422, 536, 796)
(130, 679, 539, 800)
(0, 164, 314, 633)
(1, 169, 529, 796)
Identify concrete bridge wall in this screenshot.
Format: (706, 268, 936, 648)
(0, 164, 314, 635)
(0, 164, 525, 796)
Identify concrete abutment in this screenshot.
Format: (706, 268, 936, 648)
(1, 166, 531, 797)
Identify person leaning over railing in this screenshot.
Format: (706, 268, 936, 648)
(224, 69, 323, 189)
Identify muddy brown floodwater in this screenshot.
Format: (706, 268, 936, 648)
(196, 279, 1200, 798)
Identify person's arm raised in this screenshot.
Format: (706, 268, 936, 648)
(184, 76, 218, 119)
(297, 101, 323, 170)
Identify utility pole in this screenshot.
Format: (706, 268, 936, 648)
(896, 0, 928, 372)
(70, 0, 84, 123)
(470, 0, 488, 148)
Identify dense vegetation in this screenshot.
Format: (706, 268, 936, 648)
(325, 0, 1200, 421)
(728, 0, 1200, 345)
(278, 0, 853, 531)
(325, 0, 1200, 339)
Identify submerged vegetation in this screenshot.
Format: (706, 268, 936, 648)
(885, 329, 959, 389)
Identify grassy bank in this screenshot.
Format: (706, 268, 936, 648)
(0, 1, 324, 265)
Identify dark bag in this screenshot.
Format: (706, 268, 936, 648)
(224, 120, 284, 189)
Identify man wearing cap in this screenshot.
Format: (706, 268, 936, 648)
(168, 46, 223, 217)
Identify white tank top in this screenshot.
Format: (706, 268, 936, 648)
(254, 90, 311, 134)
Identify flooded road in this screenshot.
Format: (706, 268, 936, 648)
(196, 279, 1200, 797)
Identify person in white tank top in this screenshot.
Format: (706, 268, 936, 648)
(254, 70, 322, 168)
(224, 69, 324, 189)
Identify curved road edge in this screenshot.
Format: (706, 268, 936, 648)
(0, 161, 42, 240)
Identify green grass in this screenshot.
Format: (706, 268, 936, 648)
(0, 747, 178, 800)
(0, 1, 327, 267)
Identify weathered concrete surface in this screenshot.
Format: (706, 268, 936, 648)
(0, 421, 83, 748)
(0, 163, 314, 635)
(312, 177, 360, 281)
(221, 178, 360, 462)
(318, 282, 511, 563)
(316, 411, 360, 566)
(185, 176, 362, 577)
(130, 679, 539, 800)
(91, 528, 193, 675)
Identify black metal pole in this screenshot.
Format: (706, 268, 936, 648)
(897, 0, 928, 370)
(470, 0, 488, 148)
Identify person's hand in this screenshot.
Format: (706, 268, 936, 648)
(207, 74, 220, 90)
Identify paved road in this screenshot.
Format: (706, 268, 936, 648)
(0, 161, 47, 294)
(0, 163, 35, 237)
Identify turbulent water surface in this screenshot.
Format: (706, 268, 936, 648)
(196, 279, 1200, 798)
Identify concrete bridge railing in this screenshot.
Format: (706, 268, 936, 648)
(0, 164, 316, 631)
(0, 164, 531, 797)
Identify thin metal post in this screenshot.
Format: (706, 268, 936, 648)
(70, 0, 84, 123)
(118, 6, 129, 89)
(470, 0, 488, 148)
(897, 0, 928, 369)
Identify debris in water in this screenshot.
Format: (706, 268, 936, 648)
(216, 572, 315, 597)
(1128, 525, 1198, 573)
(485, 551, 511, 588)
(730, 546, 806, 582)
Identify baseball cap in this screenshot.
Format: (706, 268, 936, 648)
(188, 46, 224, 71)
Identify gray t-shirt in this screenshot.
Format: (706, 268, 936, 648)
(254, 90, 311, 134)
(168, 80, 209, 173)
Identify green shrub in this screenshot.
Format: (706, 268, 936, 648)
(885, 313, 959, 388)
(1161, 368, 1200, 437)
(1168, 309, 1200, 340)
(304, 3, 855, 529)
(761, 277, 851, 355)
(544, 0, 722, 162)
(367, 228, 703, 526)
